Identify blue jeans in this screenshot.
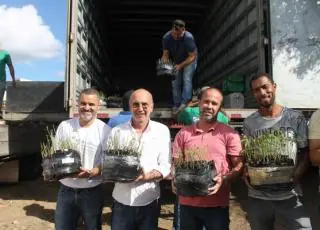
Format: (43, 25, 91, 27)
(111, 199, 159, 230)
(172, 62, 197, 107)
(179, 204, 229, 230)
(54, 184, 104, 230)
(247, 196, 312, 230)
(173, 197, 181, 230)
(173, 197, 208, 230)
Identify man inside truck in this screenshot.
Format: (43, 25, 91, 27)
(161, 19, 197, 115)
(243, 73, 312, 230)
(177, 86, 229, 125)
(107, 89, 134, 128)
(0, 46, 16, 115)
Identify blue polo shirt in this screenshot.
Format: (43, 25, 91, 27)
(107, 111, 132, 128)
(162, 31, 198, 64)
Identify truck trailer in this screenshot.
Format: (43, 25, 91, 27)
(0, 0, 319, 182)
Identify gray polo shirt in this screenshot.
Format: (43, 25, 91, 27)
(243, 107, 308, 200)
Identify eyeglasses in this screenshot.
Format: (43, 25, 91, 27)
(132, 102, 149, 109)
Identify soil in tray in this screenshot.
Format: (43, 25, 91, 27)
(175, 160, 216, 196)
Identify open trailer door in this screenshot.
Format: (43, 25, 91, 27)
(268, 0, 320, 109)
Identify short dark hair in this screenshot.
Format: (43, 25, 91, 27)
(250, 72, 274, 90)
(80, 88, 100, 98)
(122, 89, 134, 111)
(197, 86, 223, 101)
(172, 19, 185, 29)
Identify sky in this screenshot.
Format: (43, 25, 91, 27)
(0, 0, 66, 81)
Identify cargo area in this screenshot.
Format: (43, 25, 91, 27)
(66, 0, 268, 112)
(66, 0, 320, 114)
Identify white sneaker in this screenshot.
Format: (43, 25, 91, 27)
(172, 107, 178, 115)
(177, 104, 186, 112)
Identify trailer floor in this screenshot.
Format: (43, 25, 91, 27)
(0, 168, 319, 230)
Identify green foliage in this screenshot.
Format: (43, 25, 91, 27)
(175, 147, 211, 170)
(242, 130, 295, 166)
(105, 129, 142, 157)
(40, 127, 76, 158)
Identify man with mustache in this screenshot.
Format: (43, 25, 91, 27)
(110, 89, 171, 230)
(161, 19, 197, 115)
(243, 73, 312, 230)
(54, 88, 111, 230)
(172, 87, 243, 230)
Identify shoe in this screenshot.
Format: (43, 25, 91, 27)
(172, 107, 178, 115)
(177, 104, 186, 112)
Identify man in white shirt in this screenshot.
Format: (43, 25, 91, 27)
(110, 89, 171, 230)
(54, 88, 111, 230)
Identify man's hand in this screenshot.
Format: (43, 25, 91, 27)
(135, 169, 162, 182)
(161, 57, 169, 63)
(174, 64, 182, 72)
(171, 179, 177, 195)
(242, 165, 254, 189)
(75, 167, 100, 178)
(208, 174, 223, 195)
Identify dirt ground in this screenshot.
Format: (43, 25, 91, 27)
(0, 167, 319, 230)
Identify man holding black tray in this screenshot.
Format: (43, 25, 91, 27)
(172, 87, 243, 230)
(243, 73, 312, 230)
(54, 88, 111, 230)
(110, 89, 171, 230)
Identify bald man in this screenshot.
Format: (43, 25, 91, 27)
(109, 89, 172, 230)
(172, 87, 243, 230)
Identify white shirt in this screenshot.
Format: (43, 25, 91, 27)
(111, 120, 171, 206)
(56, 117, 111, 188)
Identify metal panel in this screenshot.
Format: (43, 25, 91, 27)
(269, 0, 320, 109)
(5, 82, 65, 113)
(196, 0, 265, 108)
(66, 0, 113, 117)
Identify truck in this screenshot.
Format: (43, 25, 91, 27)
(0, 0, 319, 182)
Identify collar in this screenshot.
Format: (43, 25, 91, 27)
(193, 122, 218, 134)
(129, 119, 153, 133)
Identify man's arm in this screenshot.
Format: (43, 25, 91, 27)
(161, 49, 169, 63)
(309, 110, 320, 166)
(6, 54, 16, 86)
(136, 127, 172, 182)
(309, 139, 320, 166)
(224, 156, 244, 186)
(176, 51, 196, 70)
(208, 129, 243, 195)
(8, 64, 15, 83)
(293, 114, 310, 183)
(161, 34, 170, 63)
(224, 130, 244, 185)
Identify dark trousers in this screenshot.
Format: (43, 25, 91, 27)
(180, 204, 229, 230)
(54, 184, 104, 230)
(111, 199, 159, 230)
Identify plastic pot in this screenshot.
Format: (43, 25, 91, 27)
(175, 160, 216, 197)
(156, 59, 175, 77)
(103, 154, 141, 183)
(42, 149, 82, 181)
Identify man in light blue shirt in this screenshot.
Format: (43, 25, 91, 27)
(108, 90, 133, 128)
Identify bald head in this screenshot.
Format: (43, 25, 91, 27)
(199, 87, 223, 123)
(199, 87, 223, 102)
(130, 89, 154, 127)
(130, 88, 153, 105)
